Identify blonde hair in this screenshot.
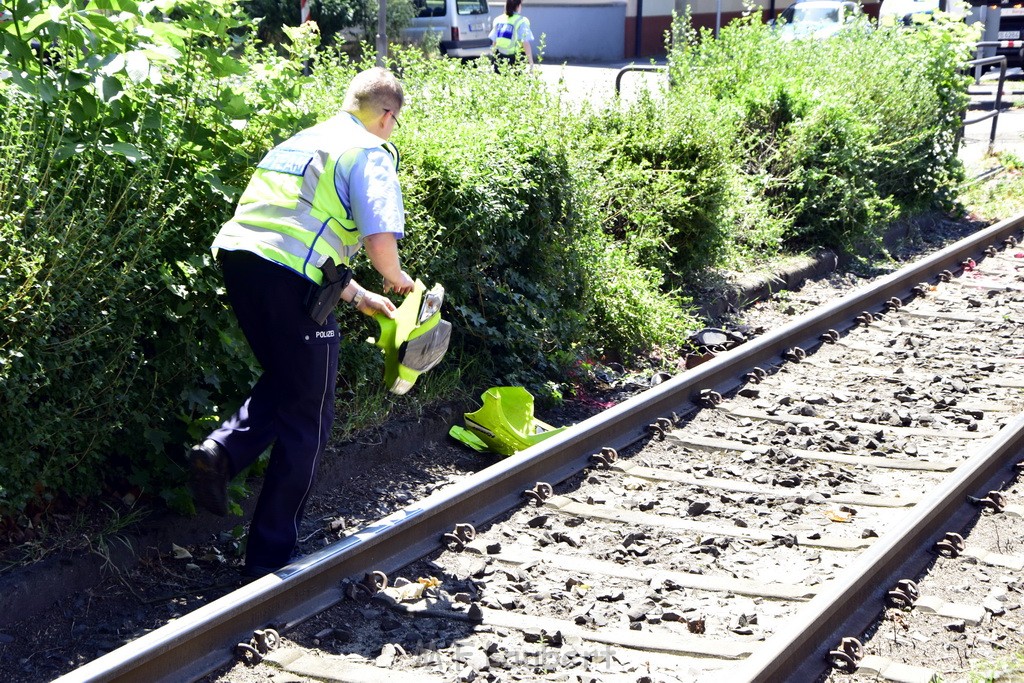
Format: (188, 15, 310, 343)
(342, 67, 405, 117)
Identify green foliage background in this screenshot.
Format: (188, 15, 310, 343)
(0, 0, 976, 519)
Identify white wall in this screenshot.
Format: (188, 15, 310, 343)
(491, 1, 628, 61)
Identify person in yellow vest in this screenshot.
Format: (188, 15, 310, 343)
(188, 67, 416, 579)
(489, 0, 535, 72)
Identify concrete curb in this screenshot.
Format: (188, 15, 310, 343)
(697, 250, 840, 320)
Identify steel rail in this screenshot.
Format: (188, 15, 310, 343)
(53, 211, 1024, 683)
(732, 413, 1024, 683)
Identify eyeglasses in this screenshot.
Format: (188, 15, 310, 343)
(384, 108, 401, 128)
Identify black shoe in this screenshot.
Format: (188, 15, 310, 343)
(189, 439, 229, 516)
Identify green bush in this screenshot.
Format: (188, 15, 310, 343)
(579, 89, 732, 283)
(667, 14, 976, 251)
(362, 55, 597, 383)
(0, 0, 317, 515)
(243, 0, 415, 48)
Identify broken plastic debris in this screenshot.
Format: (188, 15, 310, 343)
(384, 581, 426, 602)
(449, 387, 566, 456)
(171, 543, 192, 560)
(824, 507, 856, 523)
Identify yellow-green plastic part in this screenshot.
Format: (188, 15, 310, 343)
(372, 280, 444, 395)
(451, 386, 566, 456)
(447, 425, 489, 452)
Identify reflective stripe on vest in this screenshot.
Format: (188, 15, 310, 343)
(212, 114, 399, 285)
(494, 13, 526, 55)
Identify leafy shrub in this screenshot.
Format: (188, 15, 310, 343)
(0, 0, 317, 515)
(667, 14, 976, 251)
(370, 56, 597, 383)
(579, 88, 732, 283)
(243, 0, 415, 48)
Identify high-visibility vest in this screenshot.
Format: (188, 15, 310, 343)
(212, 113, 400, 285)
(494, 13, 528, 55)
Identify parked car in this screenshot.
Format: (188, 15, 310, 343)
(878, 0, 941, 25)
(402, 0, 493, 59)
(774, 0, 866, 41)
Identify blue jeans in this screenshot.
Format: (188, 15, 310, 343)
(207, 249, 340, 572)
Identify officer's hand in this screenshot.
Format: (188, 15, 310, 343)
(383, 271, 415, 296)
(356, 291, 398, 319)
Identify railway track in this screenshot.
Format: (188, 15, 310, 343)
(53, 212, 1024, 683)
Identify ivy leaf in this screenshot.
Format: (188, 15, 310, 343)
(70, 90, 98, 120)
(100, 53, 125, 76)
(52, 141, 89, 161)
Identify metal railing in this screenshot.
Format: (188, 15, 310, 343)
(962, 53, 1007, 149)
(614, 64, 667, 94)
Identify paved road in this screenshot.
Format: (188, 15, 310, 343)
(534, 58, 668, 108)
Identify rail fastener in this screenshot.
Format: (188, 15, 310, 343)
(827, 636, 865, 674)
(345, 570, 389, 600)
(234, 628, 280, 665)
(644, 416, 673, 439)
(745, 366, 768, 383)
(696, 389, 722, 407)
(912, 282, 932, 297)
(886, 579, 921, 609)
(819, 329, 839, 344)
(590, 446, 619, 468)
(935, 531, 966, 558)
(523, 482, 554, 505)
(968, 490, 1008, 511)
(442, 523, 477, 551)
(782, 346, 806, 362)
(856, 311, 875, 325)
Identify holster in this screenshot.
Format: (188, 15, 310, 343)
(306, 258, 353, 325)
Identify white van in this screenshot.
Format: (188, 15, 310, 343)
(402, 0, 493, 59)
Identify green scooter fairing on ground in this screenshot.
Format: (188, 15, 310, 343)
(449, 386, 567, 456)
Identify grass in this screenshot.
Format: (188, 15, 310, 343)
(967, 652, 1024, 682)
(959, 158, 1024, 221)
(0, 503, 148, 575)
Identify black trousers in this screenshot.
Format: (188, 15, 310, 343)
(491, 52, 524, 74)
(207, 249, 340, 572)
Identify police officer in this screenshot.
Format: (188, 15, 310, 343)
(489, 0, 535, 72)
(189, 67, 415, 578)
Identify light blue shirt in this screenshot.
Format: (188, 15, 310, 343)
(336, 114, 405, 240)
